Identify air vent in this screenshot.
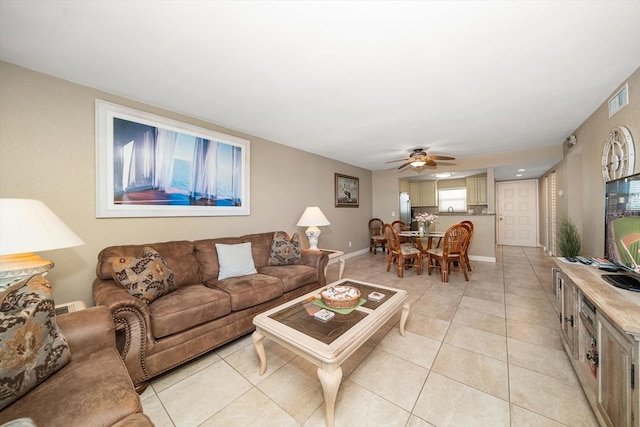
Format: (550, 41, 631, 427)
(609, 83, 629, 117)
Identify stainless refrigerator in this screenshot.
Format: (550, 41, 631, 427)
(399, 192, 412, 226)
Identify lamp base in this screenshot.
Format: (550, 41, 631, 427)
(305, 226, 322, 251)
(0, 253, 54, 291)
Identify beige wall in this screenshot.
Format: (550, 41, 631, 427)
(0, 61, 372, 305)
(541, 67, 640, 258)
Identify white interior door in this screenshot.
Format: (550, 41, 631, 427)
(497, 180, 538, 247)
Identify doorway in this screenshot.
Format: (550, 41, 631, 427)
(497, 180, 538, 247)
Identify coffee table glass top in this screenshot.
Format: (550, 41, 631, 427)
(268, 280, 398, 345)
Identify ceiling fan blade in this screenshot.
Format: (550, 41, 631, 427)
(397, 162, 412, 170)
(425, 159, 437, 167)
(386, 158, 410, 164)
(430, 155, 456, 160)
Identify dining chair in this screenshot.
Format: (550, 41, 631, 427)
(460, 220, 474, 271)
(383, 223, 422, 278)
(426, 223, 471, 282)
(368, 218, 386, 254)
(391, 220, 410, 243)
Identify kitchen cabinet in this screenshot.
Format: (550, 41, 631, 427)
(409, 182, 421, 206)
(477, 177, 487, 204)
(466, 176, 487, 205)
(419, 181, 437, 207)
(399, 179, 410, 193)
(409, 181, 437, 207)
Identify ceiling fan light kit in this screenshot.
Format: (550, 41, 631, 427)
(386, 148, 456, 171)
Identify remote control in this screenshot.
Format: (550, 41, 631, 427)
(576, 256, 592, 265)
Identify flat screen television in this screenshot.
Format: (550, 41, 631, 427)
(602, 172, 640, 292)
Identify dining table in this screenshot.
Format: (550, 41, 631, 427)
(398, 230, 445, 252)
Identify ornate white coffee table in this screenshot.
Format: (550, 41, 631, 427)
(252, 278, 409, 427)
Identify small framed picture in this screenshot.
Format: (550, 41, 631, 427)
(335, 173, 359, 207)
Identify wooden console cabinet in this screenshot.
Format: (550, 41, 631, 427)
(554, 260, 640, 427)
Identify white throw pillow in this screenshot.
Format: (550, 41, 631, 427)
(216, 242, 258, 280)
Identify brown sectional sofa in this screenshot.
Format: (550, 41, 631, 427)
(93, 231, 329, 391)
(0, 306, 152, 426)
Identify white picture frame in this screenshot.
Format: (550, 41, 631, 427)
(96, 100, 250, 217)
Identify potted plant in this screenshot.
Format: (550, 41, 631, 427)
(557, 217, 582, 260)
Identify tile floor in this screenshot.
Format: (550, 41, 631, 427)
(140, 246, 598, 426)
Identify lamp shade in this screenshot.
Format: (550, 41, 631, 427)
(0, 199, 85, 255)
(296, 207, 330, 227)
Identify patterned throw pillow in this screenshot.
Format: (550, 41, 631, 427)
(0, 275, 71, 410)
(268, 231, 302, 266)
(110, 247, 176, 304)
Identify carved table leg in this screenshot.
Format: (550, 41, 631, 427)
(252, 330, 267, 376)
(317, 364, 342, 427)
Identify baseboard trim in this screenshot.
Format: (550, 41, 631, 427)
(469, 255, 496, 263)
(344, 248, 370, 259)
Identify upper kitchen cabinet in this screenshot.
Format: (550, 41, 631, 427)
(420, 181, 437, 206)
(467, 176, 487, 205)
(407, 181, 437, 206)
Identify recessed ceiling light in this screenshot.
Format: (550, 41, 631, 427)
(516, 174, 523, 177)
(434, 172, 452, 178)
(518, 169, 525, 172)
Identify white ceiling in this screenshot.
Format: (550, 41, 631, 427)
(1, 1, 639, 180)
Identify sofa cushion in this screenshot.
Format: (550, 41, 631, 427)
(0, 347, 143, 426)
(259, 265, 319, 293)
(110, 247, 176, 304)
(211, 274, 283, 311)
(215, 242, 258, 280)
(149, 285, 232, 338)
(268, 231, 302, 266)
(0, 276, 71, 410)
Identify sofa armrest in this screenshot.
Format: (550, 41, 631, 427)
(93, 278, 154, 388)
(56, 305, 115, 361)
(300, 249, 329, 287)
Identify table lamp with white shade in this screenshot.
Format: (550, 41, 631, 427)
(0, 198, 85, 290)
(296, 206, 330, 251)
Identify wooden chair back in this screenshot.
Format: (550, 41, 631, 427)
(426, 222, 471, 282)
(391, 220, 409, 243)
(369, 218, 386, 254)
(460, 220, 474, 270)
(383, 223, 422, 277)
(441, 223, 471, 258)
(383, 223, 401, 253)
(369, 218, 384, 237)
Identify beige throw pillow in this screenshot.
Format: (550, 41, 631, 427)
(215, 242, 258, 280)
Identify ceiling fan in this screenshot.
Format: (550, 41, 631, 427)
(386, 148, 456, 170)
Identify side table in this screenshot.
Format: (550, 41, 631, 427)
(320, 249, 345, 280)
